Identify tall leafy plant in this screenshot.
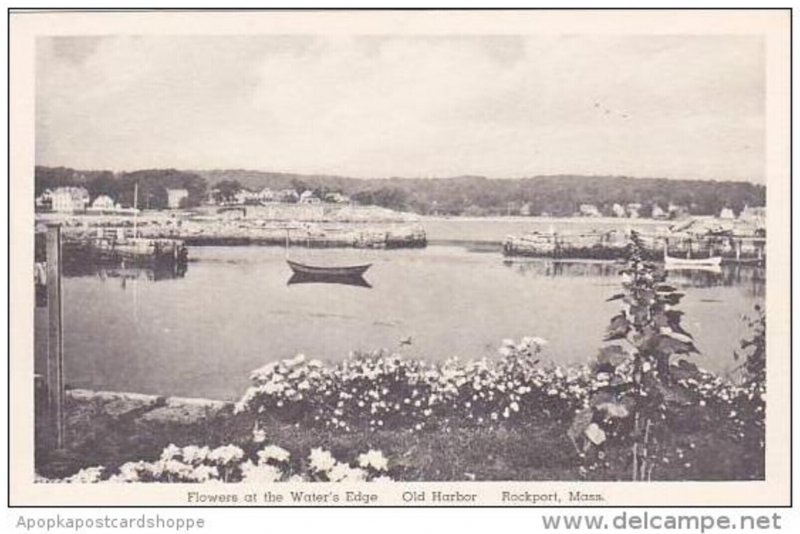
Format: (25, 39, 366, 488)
(570, 231, 698, 480)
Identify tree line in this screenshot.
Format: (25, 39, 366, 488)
(36, 166, 765, 216)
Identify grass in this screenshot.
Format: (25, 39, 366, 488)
(35, 388, 764, 482)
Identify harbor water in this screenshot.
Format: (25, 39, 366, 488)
(35, 242, 764, 401)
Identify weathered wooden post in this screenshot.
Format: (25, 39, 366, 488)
(45, 224, 65, 449)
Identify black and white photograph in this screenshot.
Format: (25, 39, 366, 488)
(8, 8, 791, 507)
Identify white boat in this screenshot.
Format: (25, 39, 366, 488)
(664, 255, 722, 269)
(663, 241, 722, 269)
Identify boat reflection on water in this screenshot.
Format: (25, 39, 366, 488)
(287, 272, 372, 289)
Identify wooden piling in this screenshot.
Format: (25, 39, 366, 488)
(45, 224, 65, 449)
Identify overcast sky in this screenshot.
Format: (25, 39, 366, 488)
(36, 35, 764, 182)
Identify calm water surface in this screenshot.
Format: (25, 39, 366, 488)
(37, 244, 764, 400)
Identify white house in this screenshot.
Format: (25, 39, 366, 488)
(611, 203, 626, 218)
(325, 192, 350, 204)
(578, 204, 601, 217)
(299, 190, 321, 204)
(258, 187, 276, 203)
(626, 203, 642, 219)
(719, 207, 735, 220)
(50, 187, 89, 212)
(167, 188, 189, 209)
(234, 189, 261, 205)
(91, 195, 116, 209)
(651, 204, 667, 219)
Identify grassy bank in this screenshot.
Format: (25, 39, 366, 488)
(35, 347, 764, 483)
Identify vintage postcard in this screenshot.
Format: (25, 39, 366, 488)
(8, 9, 791, 506)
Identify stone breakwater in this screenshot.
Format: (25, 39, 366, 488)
(503, 230, 766, 262)
(37, 214, 427, 250)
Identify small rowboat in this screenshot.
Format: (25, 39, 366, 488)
(286, 259, 371, 277)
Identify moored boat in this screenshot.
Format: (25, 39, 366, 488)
(286, 259, 371, 277)
(664, 254, 722, 268)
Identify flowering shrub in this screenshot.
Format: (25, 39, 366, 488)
(236, 337, 606, 431)
(37, 436, 395, 484)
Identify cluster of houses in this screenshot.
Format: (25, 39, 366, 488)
(577, 202, 690, 219)
(35, 185, 351, 214)
(207, 187, 350, 207)
(34, 186, 184, 213)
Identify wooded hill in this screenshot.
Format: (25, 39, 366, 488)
(35, 166, 765, 217)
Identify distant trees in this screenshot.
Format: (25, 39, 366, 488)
(351, 187, 409, 211)
(35, 166, 765, 216)
(214, 180, 243, 203)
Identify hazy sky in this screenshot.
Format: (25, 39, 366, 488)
(36, 35, 764, 182)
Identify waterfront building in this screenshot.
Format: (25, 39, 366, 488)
(299, 190, 321, 204)
(578, 204, 601, 217)
(167, 188, 189, 209)
(91, 195, 116, 210)
(611, 203, 626, 217)
(50, 186, 90, 212)
(626, 203, 642, 218)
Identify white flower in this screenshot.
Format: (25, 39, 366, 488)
(357, 449, 389, 472)
(308, 448, 337, 472)
(258, 445, 291, 464)
(241, 461, 282, 483)
(67, 466, 104, 483)
(181, 445, 210, 465)
(327, 462, 367, 482)
(208, 445, 245, 466)
(160, 444, 182, 462)
(112, 462, 144, 483)
(190, 464, 219, 482)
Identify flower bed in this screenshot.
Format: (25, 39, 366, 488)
(37, 441, 395, 484)
(236, 338, 764, 447)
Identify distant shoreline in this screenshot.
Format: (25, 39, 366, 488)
(420, 215, 672, 225)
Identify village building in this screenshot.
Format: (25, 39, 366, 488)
(50, 186, 90, 212)
(611, 203, 626, 218)
(258, 187, 276, 203)
(719, 207, 736, 220)
(166, 188, 189, 209)
(299, 190, 321, 205)
(234, 189, 261, 205)
(651, 204, 667, 219)
(578, 204, 601, 217)
(35, 189, 53, 210)
(626, 203, 642, 219)
(739, 205, 766, 222)
(667, 203, 689, 219)
(90, 195, 116, 210)
(519, 202, 532, 216)
(324, 192, 350, 204)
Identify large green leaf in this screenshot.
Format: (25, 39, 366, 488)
(604, 313, 630, 341)
(654, 333, 697, 355)
(597, 345, 628, 367)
